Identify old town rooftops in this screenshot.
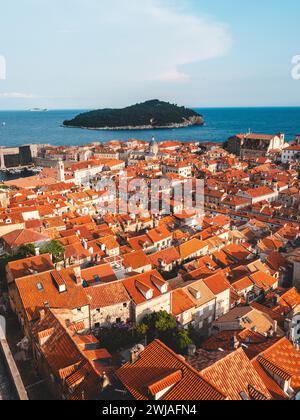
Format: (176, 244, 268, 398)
(1, 228, 50, 247)
(7, 253, 54, 280)
(122, 270, 170, 305)
(116, 339, 226, 400)
(15, 267, 89, 322)
(84, 281, 130, 309)
(201, 348, 272, 400)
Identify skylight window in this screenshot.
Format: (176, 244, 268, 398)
(37, 282, 44, 292)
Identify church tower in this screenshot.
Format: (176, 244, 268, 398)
(57, 159, 65, 182)
(150, 136, 159, 157)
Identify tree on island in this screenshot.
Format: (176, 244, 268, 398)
(40, 240, 65, 263)
(63, 100, 204, 129)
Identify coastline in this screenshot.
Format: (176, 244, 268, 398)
(62, 121, 204, 132)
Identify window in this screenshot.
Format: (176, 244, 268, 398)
(77, 308, 82, 313)
(36, 282, 44, 292)
(123, 303, 127, 308)
(183, 311, 189, 322)
(116, 318, 121, 324)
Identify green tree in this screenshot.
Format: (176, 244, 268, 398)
(139, 311, 194, 354)
(40, 240, 65, 263)
(142, 311, 177, 340)
(19, 243, 36, 258)
(136, 323, 149, 340)
(170, 330, 193, 353)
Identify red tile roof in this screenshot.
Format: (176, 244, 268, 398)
(201, 348, 271, 400)
(15, 267, 89, 322)
(31, 309, 101, 400)
(116, 340, 226, 400)
(171, 289, 195, 316)
(147, 226, 172, 244)
(2, 229, 50, 247)
(256, 338, 300, 390)
(122, 270, 170, 305)
(149, 247, 180, 266)
(84, 281, 130, 309)
(7, 254, 54, 280)
(203, 271, 231, 296)
(81, 264, 118, 285)
(122, 250, 151, 270)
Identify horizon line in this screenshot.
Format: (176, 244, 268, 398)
(1, 105, 300, 112)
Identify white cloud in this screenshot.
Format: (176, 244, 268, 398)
(154, 69, 190, 83)
(98, 0, 232, 83)
(0, 0, 232, 108)
(63, 0, 232, 84)
(0, 92, 38, 99)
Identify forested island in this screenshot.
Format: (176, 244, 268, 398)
(63, 100, 204, 130)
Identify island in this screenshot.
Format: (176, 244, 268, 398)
(63, 100, 204, 130)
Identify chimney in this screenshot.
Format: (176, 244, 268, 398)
(73, 266, 82, 285)
(130, 344, 144, 364)
(230, 334, 240, 350)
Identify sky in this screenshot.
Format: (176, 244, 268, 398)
(0, 0, 300, 109)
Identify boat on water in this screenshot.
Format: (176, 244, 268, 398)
(29, 108, 48, 112)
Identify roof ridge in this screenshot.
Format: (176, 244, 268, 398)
(153, 340, 227, 398)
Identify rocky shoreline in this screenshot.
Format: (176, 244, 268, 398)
(63, 116, 204, 131)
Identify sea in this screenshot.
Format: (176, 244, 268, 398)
(0, 107, 299, 147)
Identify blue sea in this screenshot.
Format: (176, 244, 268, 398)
(0, 107, 299, 147)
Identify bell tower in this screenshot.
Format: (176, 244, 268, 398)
(150, 136, 159, 156)
(57, 159, 65, 182)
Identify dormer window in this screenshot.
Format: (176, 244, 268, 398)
(136, 281, 154, 300)
(151, 276, 168, 294)
(189, 287, 201, 300)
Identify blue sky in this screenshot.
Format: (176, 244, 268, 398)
(0, 0, 299, 109)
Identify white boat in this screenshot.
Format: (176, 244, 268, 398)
(29, 108, 48, 112)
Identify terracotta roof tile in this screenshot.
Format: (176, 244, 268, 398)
(171, 289, 195, 316)
(116, 340, 226, 400)
(84, 281, 130, 309)
(201, 348, 271, 400)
